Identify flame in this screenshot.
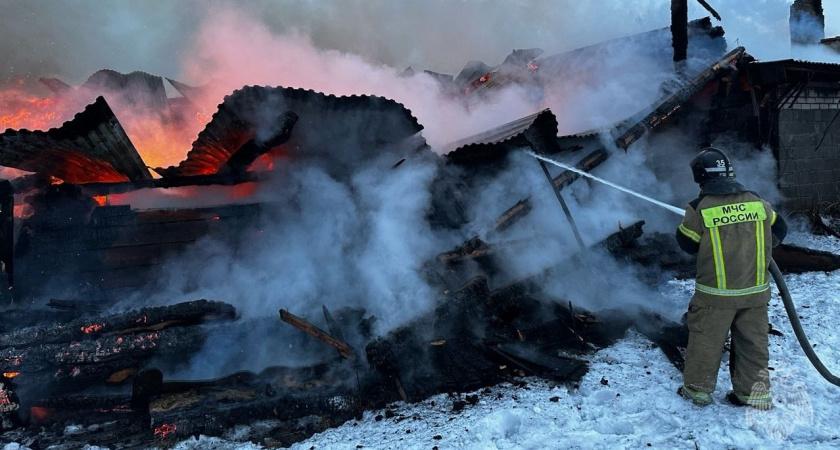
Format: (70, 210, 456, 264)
(93, 195, 108, 206)
(0, 92, 68, 131)
(80, 323, 105, 333)
(154, 423, 177, 438)
(2, 372, 19, 378)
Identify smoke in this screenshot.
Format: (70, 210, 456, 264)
(0, 1, 813, 376)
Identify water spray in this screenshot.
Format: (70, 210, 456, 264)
(529, 151, 840, 387)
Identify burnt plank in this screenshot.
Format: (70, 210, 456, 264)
(0, 299, 235, 349)
(773, 243, 840, 273)
(279, 309, 356, 360)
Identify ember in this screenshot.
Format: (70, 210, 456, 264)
(154, 422, 177, 438)
(0, 94, 65, 131)
(80, 324, 105, 334)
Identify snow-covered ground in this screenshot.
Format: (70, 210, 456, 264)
(5, 230, 840, 450)
(163, 230, 840, 450)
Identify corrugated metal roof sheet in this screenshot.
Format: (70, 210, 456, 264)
(0, 97, 152, 183)
(444, 109, 560, 166)
(155, 86, 425, 178)
(166, 78, 209, 103)
(38, 78, 74, 96)
(82, 70, 169, 112)
(536, 17, 725, 80)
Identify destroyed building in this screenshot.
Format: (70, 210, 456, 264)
(1, 7, 840, 449)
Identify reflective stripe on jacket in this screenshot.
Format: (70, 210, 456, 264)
(678, 191, 777, 308)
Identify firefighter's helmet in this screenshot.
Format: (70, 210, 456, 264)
(690, 147, 735, 184)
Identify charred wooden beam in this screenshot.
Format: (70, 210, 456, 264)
(490, 148, 608, 235)
(603, 221, 646, 252)
(279, 309, 356, 360)
(671, 0, 689, 64)
(614, 47, 745, 150)
(695, 0, 721, 21)
(539, 160, 585, 250)
(0, 299, 235, 349)
(485, 343, 588, 382)
(218, 111, 298, 176)
(0, 326, 206, 374)
(773, 243, 840, 273)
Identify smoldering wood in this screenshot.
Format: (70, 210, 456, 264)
(365, 275, 592, 404)
(322, 305, 350, 351)
(280, 309, 357, 360)
(0, 326, 206, 375)
(0, 299, 235, 349)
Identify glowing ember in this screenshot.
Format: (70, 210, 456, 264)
(0, 388, 18, 413)
(2, 372, 20, 378)
(154, 422, 177, 438)
(93, 195, 109, 206)
(80, 323, 105, 333)
(0, 92, 68, 131)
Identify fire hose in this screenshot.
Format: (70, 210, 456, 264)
(530, 151, 840, 387)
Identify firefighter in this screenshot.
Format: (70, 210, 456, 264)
(675, 147, 787, 409)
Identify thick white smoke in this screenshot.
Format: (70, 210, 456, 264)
(2, 1, 823, 375)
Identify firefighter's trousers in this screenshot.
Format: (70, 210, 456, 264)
(682, 299, 770, 396)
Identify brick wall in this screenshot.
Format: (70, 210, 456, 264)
(776, 82, 840, 211)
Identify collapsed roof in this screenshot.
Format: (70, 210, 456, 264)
(0, 97, 151, 183)
(155, 86, 425, 178)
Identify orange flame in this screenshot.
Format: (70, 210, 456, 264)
(80, 323, 105, 333)
(154, 423, 177, 438)
(2, 372, 20, 378)
(0, 94, 66, 131)
(93, 195, 108, 206)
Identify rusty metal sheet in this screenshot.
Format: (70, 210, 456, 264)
(155, 86, 425, 178)
(0, 97, 152, 183)
(444, 109, 560, 167)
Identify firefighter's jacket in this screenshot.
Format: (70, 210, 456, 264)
(676, 188, 787, 309)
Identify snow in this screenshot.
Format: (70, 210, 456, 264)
(149, 232, 840, 449)
(5, 231, 840, 450)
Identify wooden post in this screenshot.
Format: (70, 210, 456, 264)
(539, 160, 586, 251)
(279, 309, 356, 360)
